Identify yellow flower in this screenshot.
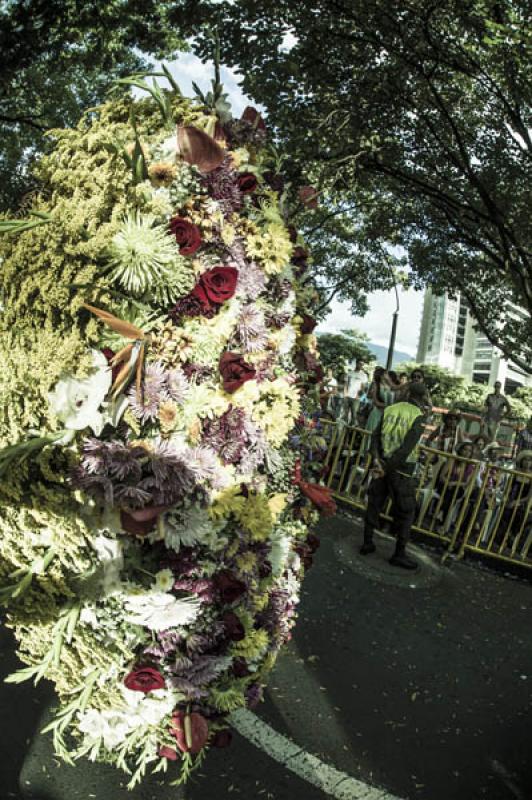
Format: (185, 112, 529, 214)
(237, 493, 274, 541)
(209, 485, 246, 520)
(236, 551, 258, 575)
(159, 400, 181, 433)
(245, 222, 293, 275)
(148, 161, 177, 187)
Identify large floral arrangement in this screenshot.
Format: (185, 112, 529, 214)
(0, 69, 334, 786)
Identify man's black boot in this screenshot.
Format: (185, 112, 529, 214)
(389, 545, 418, 570)
(359, 532, 376, 555)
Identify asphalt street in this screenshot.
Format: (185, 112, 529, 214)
(1, 512, 531, 800)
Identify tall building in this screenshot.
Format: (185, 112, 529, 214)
(416, 288, 469, 373)
(416, 289, 531, 390)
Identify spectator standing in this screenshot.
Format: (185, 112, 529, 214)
(362, 367, 392, 450)
(483, 381, 510, 441)
(426, 411, 463, 454)
(361, 382, 429, 570)
(323, 367, 340, 417)
(515, 417, 532, 456)
(343, 359, 368, 426)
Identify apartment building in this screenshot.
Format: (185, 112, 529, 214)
(416, 288, 531, 390)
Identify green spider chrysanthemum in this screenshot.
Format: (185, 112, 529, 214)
(106, 213, 195, 300)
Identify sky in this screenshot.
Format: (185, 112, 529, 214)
(159, 51, 425, 356)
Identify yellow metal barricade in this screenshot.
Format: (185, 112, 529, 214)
(321, 420, 532, 569)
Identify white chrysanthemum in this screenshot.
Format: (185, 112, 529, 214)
(123, 590, 200, 631)
(164, 506, 227, 552)
(107, 213, 194, 299)
(47, 350, 111, 435)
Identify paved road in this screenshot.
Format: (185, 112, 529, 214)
(1, 512, 531, 800)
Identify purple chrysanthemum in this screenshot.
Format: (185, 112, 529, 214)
(127, 362, 168, 422)
(167, 367, 189, 403)
(236, 260, 267, 300)
(201, 157, 243, 216)
(236, 305, 269, 353)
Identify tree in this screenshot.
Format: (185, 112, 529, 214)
(0, 1, 185, 210)
(170, 0, 532, 372)
(317, 331, 375, 374)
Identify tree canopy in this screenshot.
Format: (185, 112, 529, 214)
(171, 0, 532, 372)
(317, 329, 376, 374)
(0, 1, 185, 210)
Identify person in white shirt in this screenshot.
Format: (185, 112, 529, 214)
(323, 367, 340, 416)
(343, 359, 368, 426)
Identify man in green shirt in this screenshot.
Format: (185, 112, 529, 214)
(360, 382, 428, 570)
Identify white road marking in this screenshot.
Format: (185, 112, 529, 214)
(230, 708, 406, 800)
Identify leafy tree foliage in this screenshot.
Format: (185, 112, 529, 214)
(0, 1, 185, 210)
(317, 330, 375, 375)
(171, 0, 532, 371)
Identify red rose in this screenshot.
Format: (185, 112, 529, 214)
(124, 666, 165, 693)
(169, 217, 202, 256)
(170, 710, 209, 754)
(199, 266, 238, 305)
(237, 172, 258, 193)
(214, 569, 247, 603)
(221, 610, 246, 641)
(219, 352, 256, 393)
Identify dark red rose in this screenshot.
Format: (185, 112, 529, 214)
(219, 352, 256, 393)
(199, 266, 238, 305)
(241, 106, 266, 131)
(170, 710, 209, 754)
(214, 570, 247, 603)
(232, 657, 250, 678)
(237, 172, 258, 193)
(212, 728, 233, 748)
(221, 611, 246, 641)
(306, 533, 321, 553)
(158, 745, 178, 760)
(169, 216, 202, 255)
(124, 666, 165, 693)
(300, 314, 317, 334)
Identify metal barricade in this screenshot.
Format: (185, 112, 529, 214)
(321, 419, 532, 569)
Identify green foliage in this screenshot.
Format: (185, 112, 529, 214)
(397, 362, 531, 420)
(317, 331, 375, 374)
(0, 1, 186, 210)
(175, 0, 532, 371)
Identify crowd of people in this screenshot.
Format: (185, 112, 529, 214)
(322, 360, 532, 569)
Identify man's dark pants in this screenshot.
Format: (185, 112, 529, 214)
(364, 470, 417, 551)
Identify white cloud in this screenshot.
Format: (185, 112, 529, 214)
(155, 51, 257, 118)
(317, 287, 424, 356)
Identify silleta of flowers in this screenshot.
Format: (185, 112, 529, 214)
(0, 69, 335, 786)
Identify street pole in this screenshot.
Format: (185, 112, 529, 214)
(386, 280, 400, 370)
